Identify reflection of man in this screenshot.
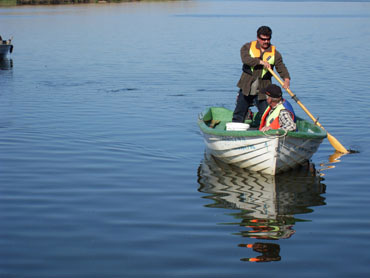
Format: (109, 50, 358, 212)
(240, 218, 296, 240)
(239, 242, 281, 262)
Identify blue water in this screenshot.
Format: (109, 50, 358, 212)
(1, 1, 370, 277)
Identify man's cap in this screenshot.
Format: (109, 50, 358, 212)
(262, 84, 282, 98)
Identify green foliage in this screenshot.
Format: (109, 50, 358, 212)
(0, 0, 172, 4)
(15, 0, 94, 4)
(0, 0, 17, 6)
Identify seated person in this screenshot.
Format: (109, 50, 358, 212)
(259, 84, 296, 132)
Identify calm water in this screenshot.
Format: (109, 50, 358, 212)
(1, 1, 370, 277)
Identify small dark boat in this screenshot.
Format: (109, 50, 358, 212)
(0, 37, 13, 59)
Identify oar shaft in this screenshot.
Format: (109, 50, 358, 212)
(267, 68, 349, 154)
(268, 69, 322, 127)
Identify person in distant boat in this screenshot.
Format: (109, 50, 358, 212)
(232, 26, 291, 123)
(259, 84, 296, 132)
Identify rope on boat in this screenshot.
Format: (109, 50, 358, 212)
(262, 129, 288, 149)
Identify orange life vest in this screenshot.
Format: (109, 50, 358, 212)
(249, 41, 276, 78)
(259, 100, 296, 130)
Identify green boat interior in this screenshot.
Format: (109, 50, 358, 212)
(199, 107, 327, 139)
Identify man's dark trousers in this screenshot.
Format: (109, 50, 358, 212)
(232, 90, 268, 122)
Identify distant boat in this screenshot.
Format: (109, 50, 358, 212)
(198, 107, 327, 175)
(0, 38, 13, 59)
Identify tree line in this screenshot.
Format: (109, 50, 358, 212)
(0, 0, 166, 5)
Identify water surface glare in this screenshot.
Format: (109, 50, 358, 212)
(1, 1, 370, 277)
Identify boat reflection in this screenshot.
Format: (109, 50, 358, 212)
(0, 58, 13, 70)
(197, 153, 326, 262)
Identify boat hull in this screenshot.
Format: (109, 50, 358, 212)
(203, 133, 323, 175)
(198, 107, 326, 175)
(0, 44, 13, 59)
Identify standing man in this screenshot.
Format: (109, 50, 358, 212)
(232, 26, 291, 123)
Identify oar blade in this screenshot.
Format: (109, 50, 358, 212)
(327, 132, 349, 154)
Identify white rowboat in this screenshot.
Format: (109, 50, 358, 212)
(198, 107, 327, 175)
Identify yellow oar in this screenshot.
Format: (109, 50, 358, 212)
(267, 68, 349, 154)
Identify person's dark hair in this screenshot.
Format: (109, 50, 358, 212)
(257, 26, 272, 38)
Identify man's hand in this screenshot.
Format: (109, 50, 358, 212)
(260, 60, 271, 69)
(261, 126, 272, 132)
(283, 78, 290, 90)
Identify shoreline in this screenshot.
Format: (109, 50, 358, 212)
(0, 0, 173, 6)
